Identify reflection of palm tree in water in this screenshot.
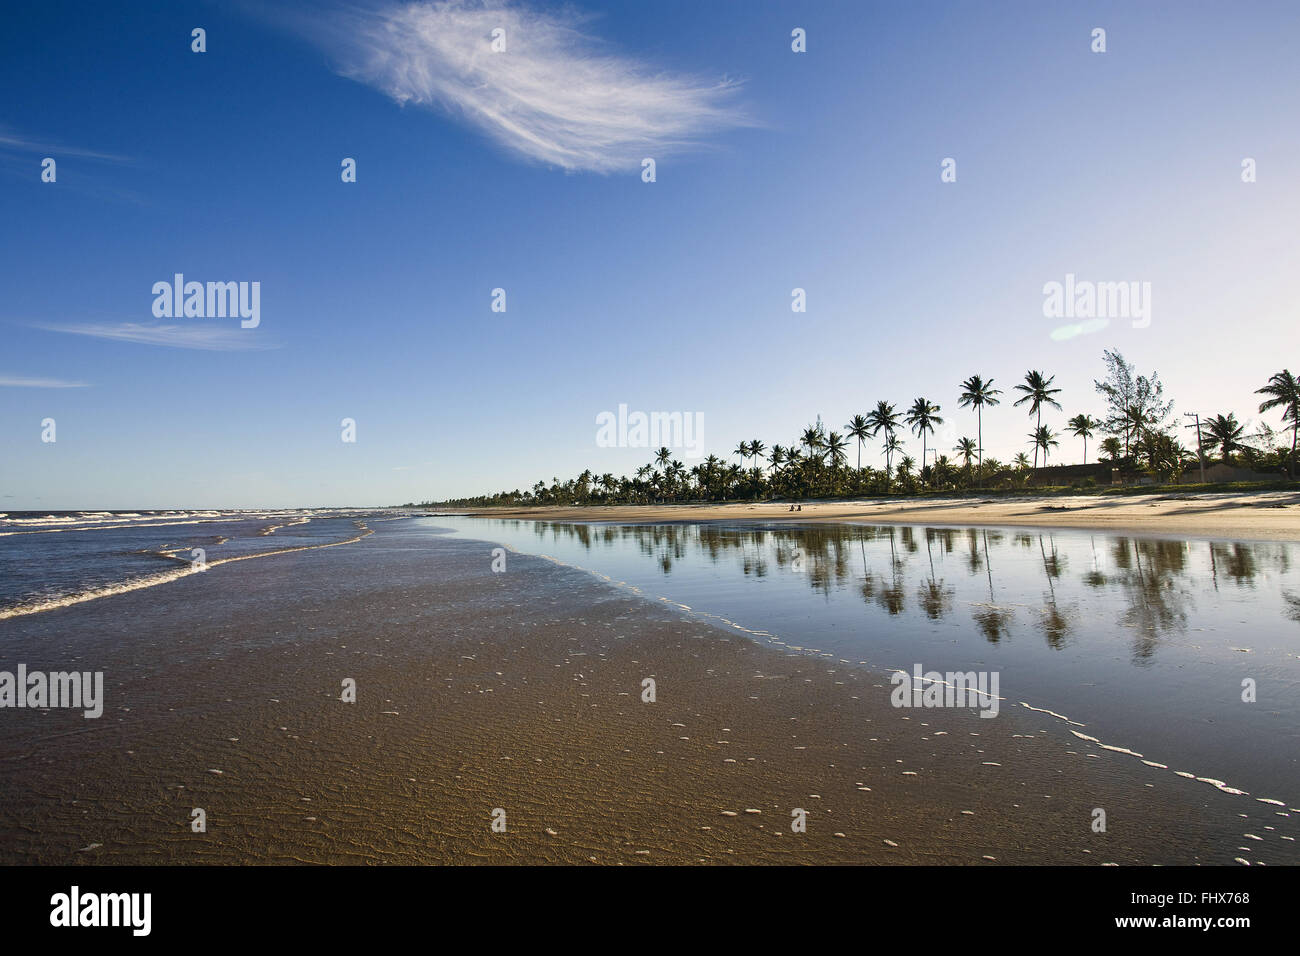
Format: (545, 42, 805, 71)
(861, 526, 907, 615)
(916, 529, 954, 619)
(1210, 542, 1256, 588)
(1082, 535, 1106, 588)
(1115, 538, 1190, 661)
(972, 529, 1013, 643)
(1036, 534, 1070, 648)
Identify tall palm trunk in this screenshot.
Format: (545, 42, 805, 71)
(1034, 407, 1041, 469)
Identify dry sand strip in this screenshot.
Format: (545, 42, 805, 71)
(461, 490, 1300, 543)
(1, 534, 1293, 865)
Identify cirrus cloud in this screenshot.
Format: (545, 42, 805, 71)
(37, 322, 277, 352)
(0, 375, 89, 388)
(308, 0, 750, 172)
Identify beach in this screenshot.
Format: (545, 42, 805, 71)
(2, 516, 1295, 865)
(459, 490, 1300, 543)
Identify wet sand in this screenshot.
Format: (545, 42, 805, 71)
(461, 490, 1300, 543)
(1, 529, 1294, 865)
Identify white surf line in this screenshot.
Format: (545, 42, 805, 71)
(1018, 702, 1086, 727)
(0, 525, 374, 622)
(889, 668, 1009, 704)
(1067, 728, 1293, 808)
(0, 516, 238, 537)
(205, 524, 372, 568)
(258, 516, 312, 536)
(0, 510, 325, 538)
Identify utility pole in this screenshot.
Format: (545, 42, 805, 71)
(1183, 412, 1206, 483)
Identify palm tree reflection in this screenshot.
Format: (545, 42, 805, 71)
(497, 519, 1286, 650)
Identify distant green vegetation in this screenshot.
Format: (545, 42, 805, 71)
(410, 351, 1300, 508)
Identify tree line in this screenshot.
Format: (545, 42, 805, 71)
(415, 350, 1299, 507)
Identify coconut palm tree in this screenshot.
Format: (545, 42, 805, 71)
(867, 401, 901, 473)
(1202, 413, 1246, 465)
(954, 437, 978, 477)
(732, 441, 750, 466)
(1256, 369, 1300, 477)
(905, 398, 943, 485)
(845, 414, 871, 471)
(724, 463, 742, 500)
(880, 434, 902, 478)
(1066, 414, 1098, 464)
(1013, 451, 1031, 470)
(749, 440, 766, 470)
(957, 374, 1002, 470)
(1013, 371, 1063, 468)
(1123, 404, 1156, 453)
(768, 444, 786, 475)
(801, 424, 827, 463)
(826, 431, 849, 473)
(655, 447, 672, 472)
(1029, 425, 1059, 466)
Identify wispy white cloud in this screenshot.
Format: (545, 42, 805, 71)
(307, 0, 749, 172)
(38, 322, 277, 352)
(0, 126, 132, 164)
(0, 375, 89, 388)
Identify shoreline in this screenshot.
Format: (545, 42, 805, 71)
(5, 522, 1294, 868)
(447, 489, 1300, 543)
(3, 522, 1294, 864)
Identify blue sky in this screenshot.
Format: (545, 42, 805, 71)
(2, 0, 1298, 508)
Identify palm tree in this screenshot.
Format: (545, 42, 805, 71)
(768, 444, 786, 475)
(1124, 404, 1155, 453)
(1203, 413, 1246, 465)
(905, 397, 943, 484)
(655, 447, 672, 472)
(750, 439, 766, 470)
(1066, 414, 1098, 464)
(1099, 437, 1122, 462)
(957, 375, 1002, 470)
(867, 401, 901, 474)
(1013, 451, 1031, 470)
(1013, 371, 1063, 468)
(954, 436, 978, 473)
(1029, 425, 1059, 466)
(826, 431, 849, 472)
(845, 414, 871, 471)
(801, 424, 826, 463)
(881, 433, 903, 477)
(733, 441, 750, 466)
(724, 463, 742, 500)
(1257, 369, 1300, 477)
